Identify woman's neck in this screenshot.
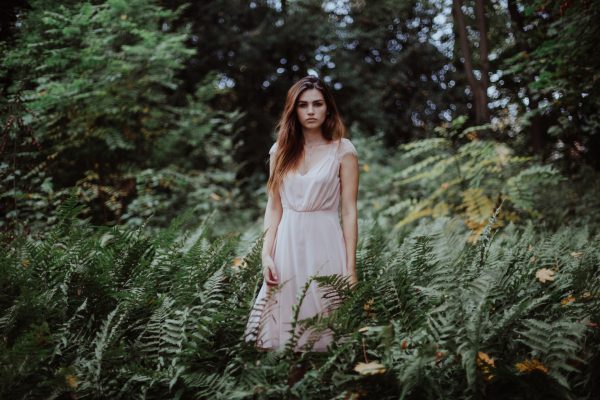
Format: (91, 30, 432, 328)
(302, 129, 328, 145)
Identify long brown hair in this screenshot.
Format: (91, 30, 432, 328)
(267, 75, 347, 196)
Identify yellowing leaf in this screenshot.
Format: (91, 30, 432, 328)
(582, 291, 592, 300)
(432, 201, 450, 217)
(435, 351, 446, 363)
(232, 256, 244, 267)
(363, 163, 369, 172)
(515, 358, 549, 374)
(460, 188, 494, 221)
(65, 374, 78, 389)
(535, 268, 555, 283)
(561, 294, 576, 306)
(477, 351, 495, 368)
(363, 298, 375, 312)
(353, 361, 386, 375)
(231, 256, 247, 270)
(465, 219, 487, 244)
(466, 132, 478, 141)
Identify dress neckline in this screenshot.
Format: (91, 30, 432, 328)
(296, 139, 339, 177)
(304, 141, 331, 150)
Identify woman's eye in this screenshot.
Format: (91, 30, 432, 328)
(298, 103, 323, 108)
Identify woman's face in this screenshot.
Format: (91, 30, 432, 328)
(296, 88, 328, 130)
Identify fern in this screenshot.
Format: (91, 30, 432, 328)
(516, 318, 588, 390)
(1, 180, 599, 398)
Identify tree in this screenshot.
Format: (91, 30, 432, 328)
(499, 0, 600, 169)
(452, 0, 490, 124)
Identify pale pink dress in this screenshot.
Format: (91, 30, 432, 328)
(244, 138, 358, 352)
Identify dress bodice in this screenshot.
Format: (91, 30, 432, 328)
(268, 138, 358, 213)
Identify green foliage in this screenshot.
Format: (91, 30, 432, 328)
(1, 196, 598, 399)
(0, 0, 248, 234)
(499, 0, 600, 168)
(3, 0, 195, 152)
(355, 120, 570, 240)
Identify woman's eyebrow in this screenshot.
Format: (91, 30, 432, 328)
(298, 100, 324, 104)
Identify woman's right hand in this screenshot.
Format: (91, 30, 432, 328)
(262, 256, 279, 286)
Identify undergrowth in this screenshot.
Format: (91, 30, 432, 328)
(1, 197, 598, 399)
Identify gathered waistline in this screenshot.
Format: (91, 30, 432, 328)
(283, 206, 338, 214)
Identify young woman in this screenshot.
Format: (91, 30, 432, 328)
(245, 75, 359, 353)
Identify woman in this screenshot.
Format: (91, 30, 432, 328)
(245, 75, 359, 353)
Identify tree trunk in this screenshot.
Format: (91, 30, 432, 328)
(506, 0, 545, 154)
(474, 0, 490, 122)
(452, 0, 489, 124)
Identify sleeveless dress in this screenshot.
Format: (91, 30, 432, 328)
(244, 137, 358, 352)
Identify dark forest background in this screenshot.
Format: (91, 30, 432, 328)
(2, 0, 599, 234)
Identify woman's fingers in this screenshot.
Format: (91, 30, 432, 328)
(270, 267, 278, 281)
(265, 266, 278, 286)
(267, 268, 278, 285)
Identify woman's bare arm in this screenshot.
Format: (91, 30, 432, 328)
(262, 152, 283, 261)
(339, 152, 359, 285)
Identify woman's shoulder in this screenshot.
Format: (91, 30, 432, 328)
(338, 137, 358, 159)
(268, 141, 278, 155)
(269, 138, 357, 157)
